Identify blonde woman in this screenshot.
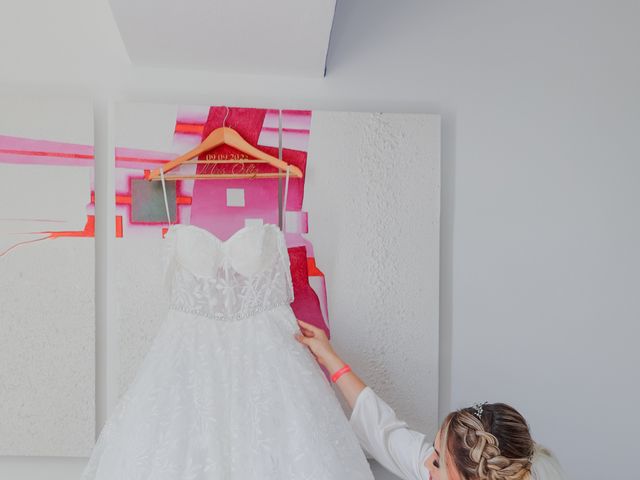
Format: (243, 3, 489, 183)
(295, 319, 567, 480)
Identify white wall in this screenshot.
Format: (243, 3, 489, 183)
(1, 1, 638, 479)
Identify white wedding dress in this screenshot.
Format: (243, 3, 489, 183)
(81, 172, 375, 479)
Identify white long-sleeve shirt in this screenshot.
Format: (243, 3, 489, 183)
(349, 386, 434, 480)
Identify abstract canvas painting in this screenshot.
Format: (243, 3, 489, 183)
(113, 103, 440, 438)
(0, 95, 95, 456)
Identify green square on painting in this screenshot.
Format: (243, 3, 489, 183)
(131, 178, 176, 223)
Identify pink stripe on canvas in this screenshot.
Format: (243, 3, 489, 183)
(258, 110, 311, 152)
(263, 109, 312, 130)
(258, 128, 310, 152)
(115, 147, 176, 169)
(176, 106, 210, 126)
(0, 135, 94, 166)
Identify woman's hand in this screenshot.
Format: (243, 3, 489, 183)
(295, 319, 346, 375)
(295, 318, 367, 409)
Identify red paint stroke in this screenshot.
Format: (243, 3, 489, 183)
(0, 215, 95, 257)
(175, 122, 205, 135)
(260, 127, 310, 135)
(0, 148, 93, 160)
(116, 193, 191, 206)
(116, 194, 132, 205)
(45, 215, 95, 238)
(117, 156, 173, 165)
(116, 216, 123, 238)
(307, 257, 324, 277)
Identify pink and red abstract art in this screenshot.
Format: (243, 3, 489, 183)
(0, 134, 95, 257)
(114, 105, 330, 336)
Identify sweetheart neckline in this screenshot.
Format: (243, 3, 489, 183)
(164, 222, 287, 279)
(166, 222, 281, 246)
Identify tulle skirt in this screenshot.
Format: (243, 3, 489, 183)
(81, 305, 374, 480)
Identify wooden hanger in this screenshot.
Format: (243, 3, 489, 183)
(145, 110, 303, 181)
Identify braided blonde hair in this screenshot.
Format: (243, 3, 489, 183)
(440, 403, 535, 480)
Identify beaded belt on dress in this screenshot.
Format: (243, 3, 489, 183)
(168, 297, 293, 322)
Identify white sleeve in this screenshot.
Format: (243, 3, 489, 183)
(349, 386, 433, 480)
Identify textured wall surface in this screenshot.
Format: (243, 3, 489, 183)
(0, 239, 95, 456)
(115, 239, 168, 396)
(304, 111, 440, 435)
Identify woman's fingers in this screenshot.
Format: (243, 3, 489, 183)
(297, 318, 323, 335)
(295, 333, 314, 349)
(298, 326, 315, 337)
(296, 318, 314, 329)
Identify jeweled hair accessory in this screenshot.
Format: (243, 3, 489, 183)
(472, 401, 487, 419)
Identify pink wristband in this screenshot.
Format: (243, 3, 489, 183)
(331, 364, 351, 383)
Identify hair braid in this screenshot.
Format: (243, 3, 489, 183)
(442, 404, 535, 480)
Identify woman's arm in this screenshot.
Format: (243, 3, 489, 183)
(295, 319, 432, 480)
(295, 319, 366, 407)
(320, 351, 368, 407)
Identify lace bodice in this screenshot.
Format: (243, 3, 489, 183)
(162, 223, 294, 321)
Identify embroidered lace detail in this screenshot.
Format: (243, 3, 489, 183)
(168, 267, 294, 321)
(163, 223, 294, 321)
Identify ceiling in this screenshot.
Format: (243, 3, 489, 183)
(108, 0, 337, 77)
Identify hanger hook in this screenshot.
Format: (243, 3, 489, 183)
(222, 106, 230, 128)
